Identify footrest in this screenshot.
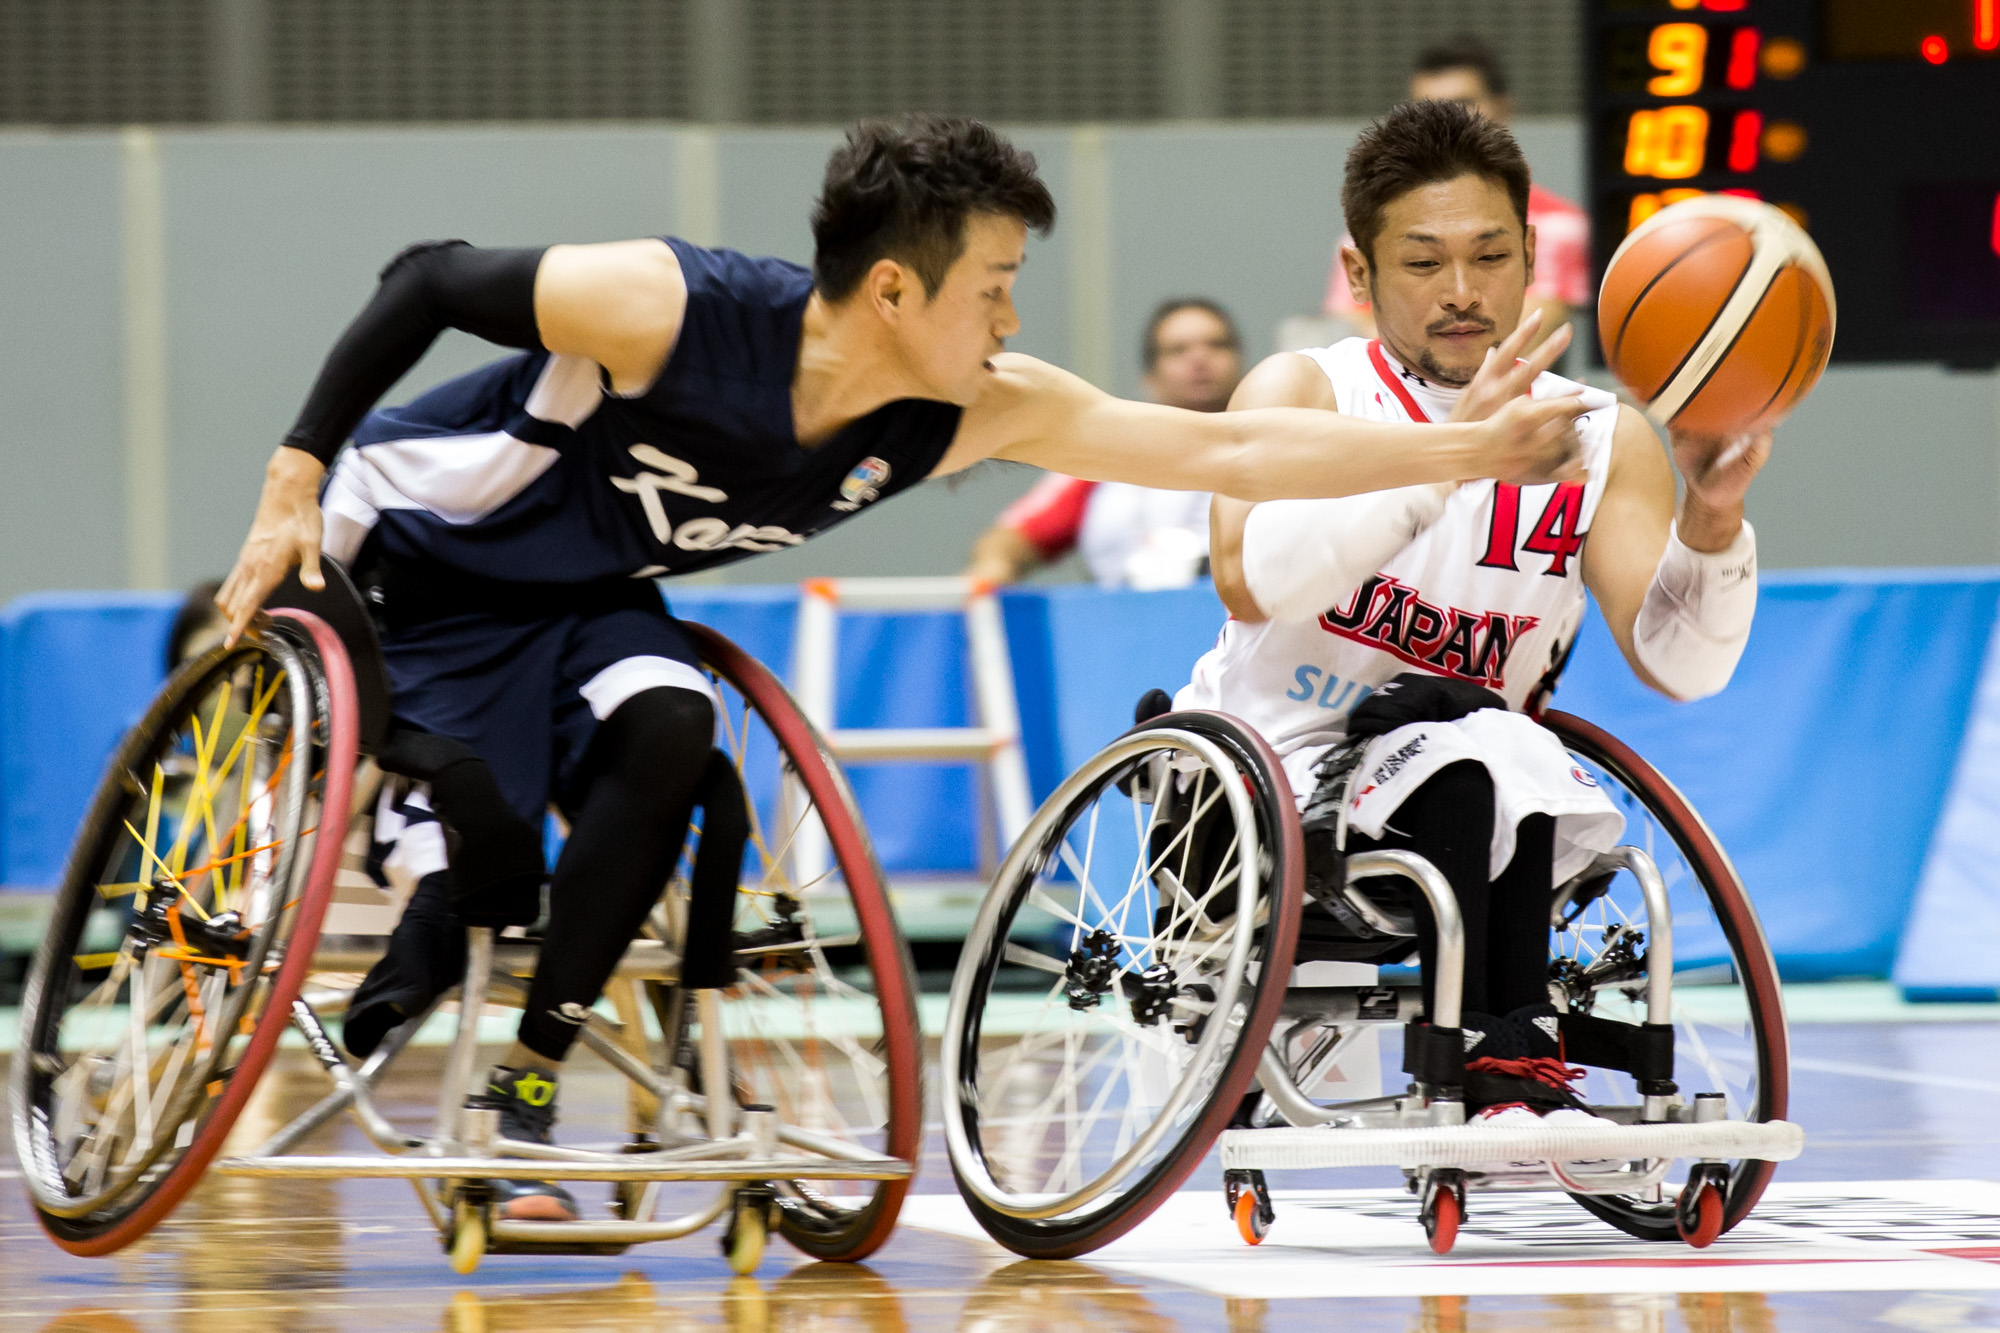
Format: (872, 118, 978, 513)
(1218, 1118, 1805, 1171)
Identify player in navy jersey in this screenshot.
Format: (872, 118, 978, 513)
(214, 115, 1586, 1221)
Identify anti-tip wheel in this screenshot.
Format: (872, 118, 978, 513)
(1233, 1189, 1271, 1245)
(1422, 1173, 1464, 1255)
(724, 1192, 769, 1276)
(449, 1202, 488, 1275)
(1676, 1173, 1726, 1248)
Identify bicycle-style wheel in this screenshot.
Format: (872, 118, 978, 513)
(1543, 710, 1787, 1240)
(10, 611, 357, 1254)
(672, 623, 922, 1262)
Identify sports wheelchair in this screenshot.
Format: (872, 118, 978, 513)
(940, 705, 1801, 1258)
(9, 562, 922, 1273)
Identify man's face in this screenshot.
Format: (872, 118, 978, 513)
(1408, 67, 1509, 123)
(1144, 307, 1243, 412)
(1343, 173, 1533, 388)
(890, 212, 1026, 405)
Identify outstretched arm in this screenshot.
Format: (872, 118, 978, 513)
(940, 345, 1585, 504)
(1584, 406, 1771, 700)
(1210, 316, 1577, 621)
(218, 238, 687, 639)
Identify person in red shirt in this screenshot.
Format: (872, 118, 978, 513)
(1325, 36, 1590, 354)
(966, 298, 1245, 588)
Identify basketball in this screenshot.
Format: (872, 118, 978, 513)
(1598, 195, 1837, 437)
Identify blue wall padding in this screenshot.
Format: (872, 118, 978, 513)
(6, 574, 2000, 987)
(1549, 571, 2000, 980)
(0, 592, 183, 887)
(1893, 613, 2000, 999)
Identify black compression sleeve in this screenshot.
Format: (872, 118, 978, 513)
(279, 240, 548, 466)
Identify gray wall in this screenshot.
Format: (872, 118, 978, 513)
(0, 119, 1993, 604)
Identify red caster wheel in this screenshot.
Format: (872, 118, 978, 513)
(1225, 1169, 1274, 1245)
(1676, 1167, 1727, 1248)
(1421, 1170, 1465, 1255)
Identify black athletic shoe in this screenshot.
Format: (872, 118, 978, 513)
(1465, 1003, 1562, 1063)
(467, 1064, 579, 1222)
(1463, 1004, 1580, 1112)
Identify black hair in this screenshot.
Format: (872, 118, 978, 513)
(811, 115, 1058, 301)
(1141, 298, 1242, 370)
(1341, 99, 1531, 264)
(165, 579, 225, 672)
(1413, 34, 1510, 99)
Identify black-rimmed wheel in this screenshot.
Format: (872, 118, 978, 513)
(940, 710, 1303, 1259)
(10, 611, 358, 1254)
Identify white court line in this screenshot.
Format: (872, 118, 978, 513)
(1789, 1055, 2000, 1094)
(902, 1179, 2000, 1299)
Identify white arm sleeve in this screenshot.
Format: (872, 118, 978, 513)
(1632, 520, 1758, 702)
(1239, 484, 1454, 622)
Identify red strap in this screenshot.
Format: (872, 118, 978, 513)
(1367, 339, 1432, 423)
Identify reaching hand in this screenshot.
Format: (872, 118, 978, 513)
(1447, 310, 1574, 426)
(1478, 391, 1589, 486)
(216, 448, 327, 644)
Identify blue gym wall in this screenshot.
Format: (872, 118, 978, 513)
(6, 574, 2000, 988)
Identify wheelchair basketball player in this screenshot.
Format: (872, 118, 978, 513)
(1181, 99, 1772, 1115)
(212, 115, 1587, 1221)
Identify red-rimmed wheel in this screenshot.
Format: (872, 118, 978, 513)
(1542, 710, 1788, 1241)
(680, 624, 922, 1263)
(10, 610, 356, 1255)
(1422, 1173, 1464, 1255)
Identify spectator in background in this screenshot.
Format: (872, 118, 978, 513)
(1324, 36, 1590, 353)
(965, 298, 1244, 589)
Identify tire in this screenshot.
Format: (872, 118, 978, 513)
(941, 710, 1303, 1259)
(1541, 710, 1787, 1241)
(10, 610, 358, 1255)
(679, 624, 922, 1263)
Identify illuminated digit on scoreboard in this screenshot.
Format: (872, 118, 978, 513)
(1624, 106, 1710, 179)
(1647, 23, 1708, 96)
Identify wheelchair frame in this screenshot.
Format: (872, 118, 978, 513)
(213, 925, 913, 1274)
(12, 568, 924, 1274)
(940, 708, 1803, 1258)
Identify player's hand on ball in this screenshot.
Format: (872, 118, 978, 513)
(217, 447, 327, 645)
(1479, 391, 1589, 485)
(1672, 427, 1772, 514)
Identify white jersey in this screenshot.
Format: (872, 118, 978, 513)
(1079, 483, 1211, 589)
(1176, 338, 1624, 878)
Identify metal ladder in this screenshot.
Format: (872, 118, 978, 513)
(789, 577, 1035, 903)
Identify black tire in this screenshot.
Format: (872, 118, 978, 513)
(11, 612, 359, 1254)
(943, 710, 1303, 1259)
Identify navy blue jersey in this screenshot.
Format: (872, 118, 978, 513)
(321, 238, 965, 585)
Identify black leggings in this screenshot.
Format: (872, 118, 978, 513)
(516, 686, 715, 1062)
(1344, 760, 1553, 1018)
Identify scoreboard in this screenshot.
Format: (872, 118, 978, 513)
(1586, 0, 2000, 366)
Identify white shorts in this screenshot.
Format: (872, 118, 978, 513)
(1284, 709, 1625, 884)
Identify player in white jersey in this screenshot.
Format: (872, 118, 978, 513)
(1178, 100, 1772, 1106)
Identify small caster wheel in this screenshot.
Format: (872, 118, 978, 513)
(449, 1198, 489, 1275)
(1676, 1165, 1727, 1248)
(1421, 1170, 1465, 1255)
(723, 1187, 775, 1275)
(1224, 1168, 1274, 1245)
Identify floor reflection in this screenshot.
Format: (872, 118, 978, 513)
(8, 1026, 2000, 1333)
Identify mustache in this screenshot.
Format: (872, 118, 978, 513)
(1426, 315, 1497, 337)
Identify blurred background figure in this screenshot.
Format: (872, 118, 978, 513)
(964, 298, 1244, 590)
(1321, 36, 1591, 355)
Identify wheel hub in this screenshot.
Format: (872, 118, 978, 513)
(1064, 930, 1119, 1010)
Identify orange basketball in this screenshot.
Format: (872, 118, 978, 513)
(1598, 195, 1836, 436)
